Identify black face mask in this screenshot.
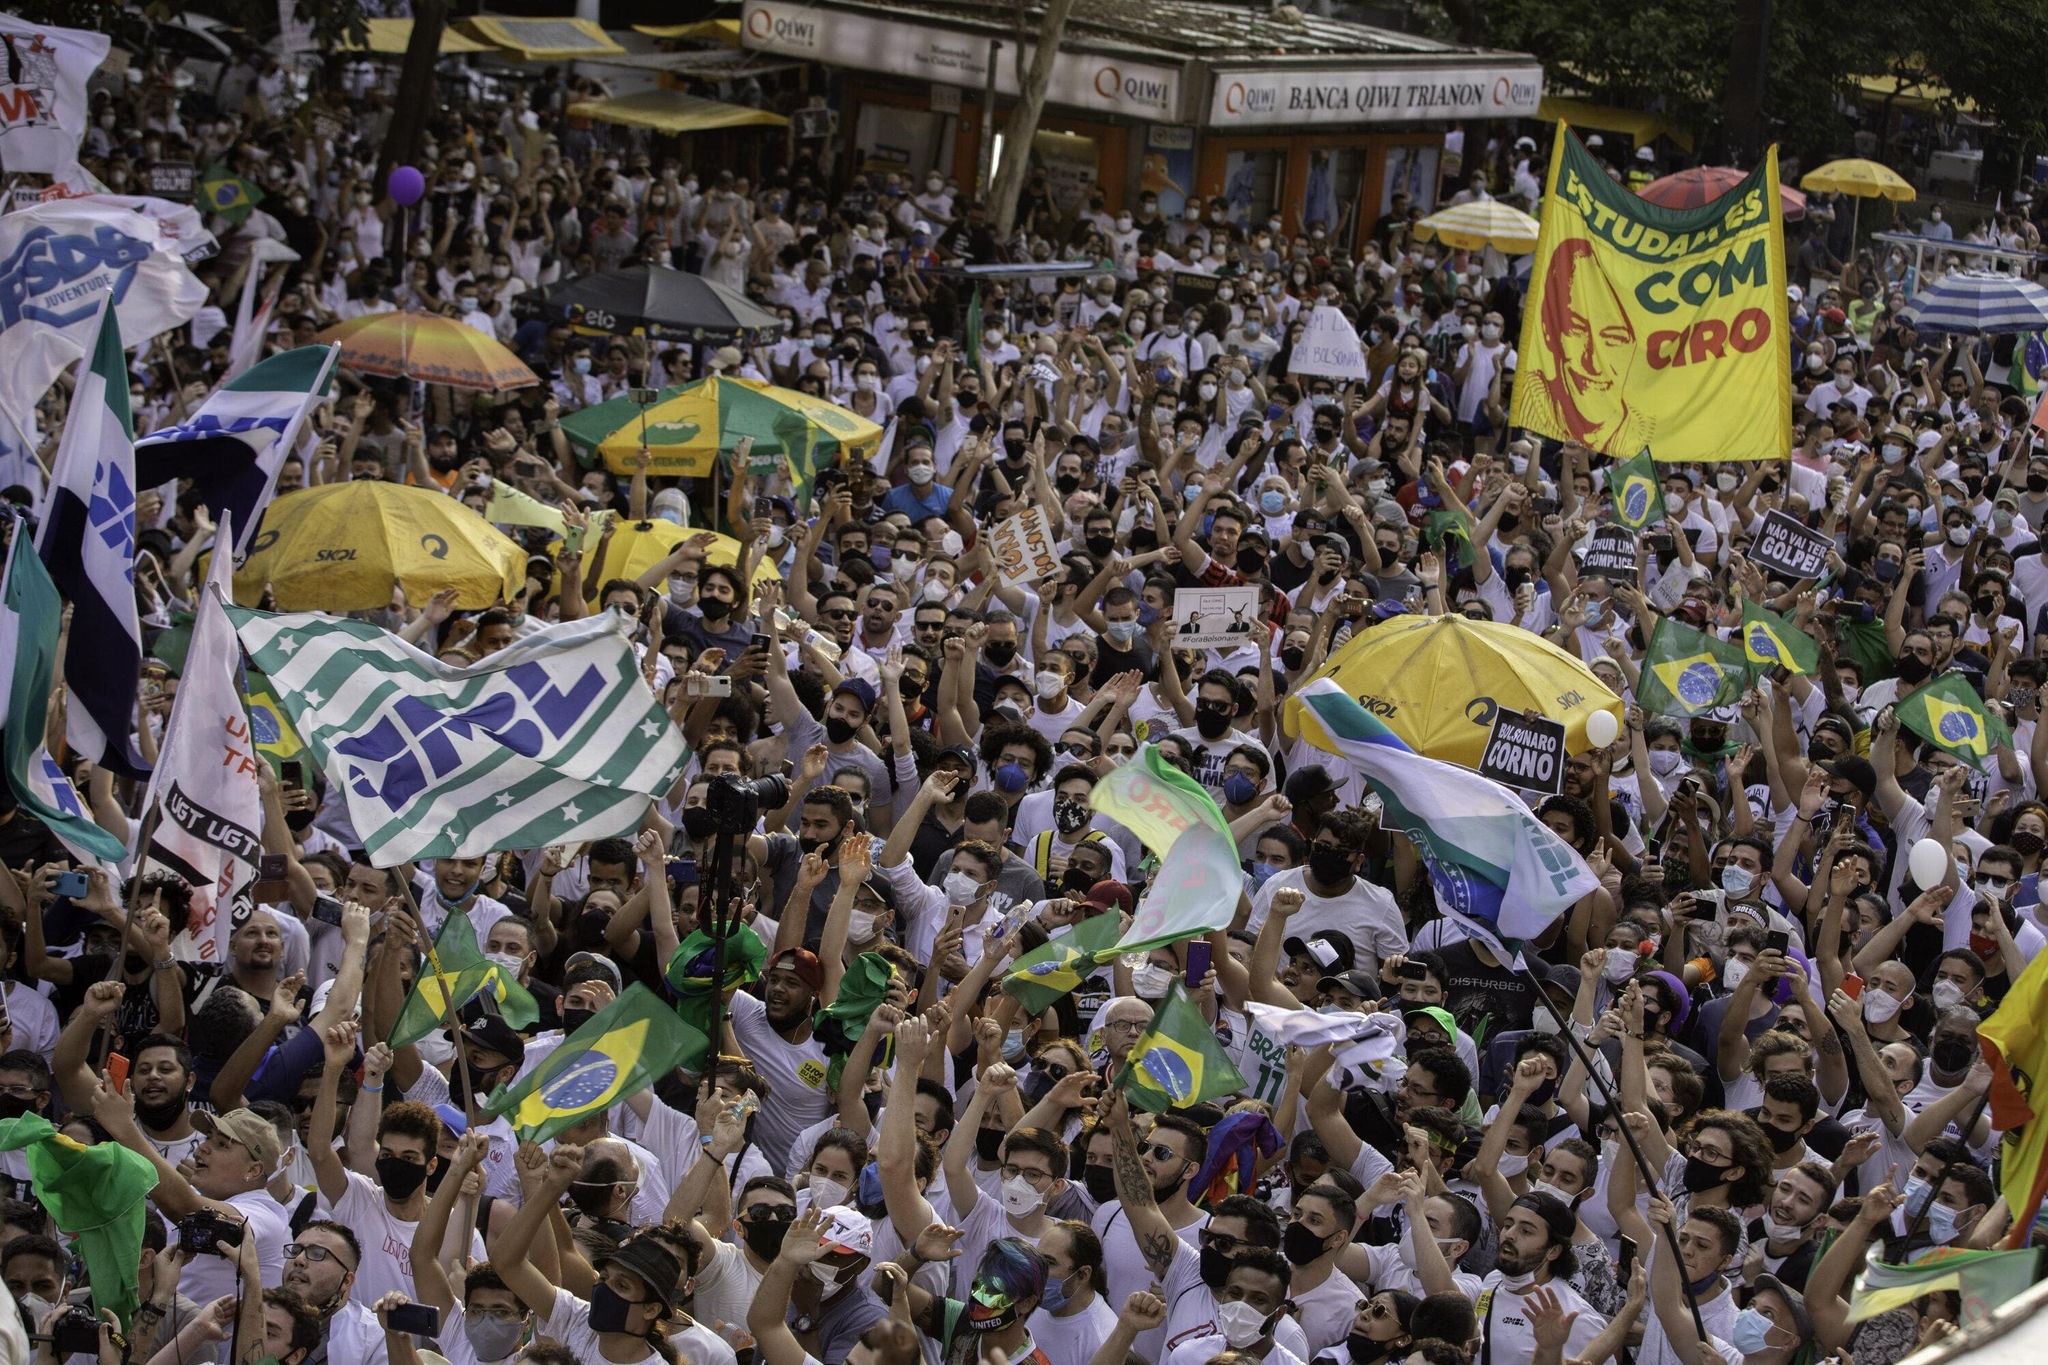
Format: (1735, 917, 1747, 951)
(1195, 703, 1233, 739)
(1055, 799, 1091, 836)
(1932, 1037, 1976, 1073)
(1199, 1244, 1235, 1289)
(825, 716, 860, 745)
(1307, 846, 1354, 885)
(1003, 438, 1027, 460)
(1018, 1068, 1055, 1106)
(1895, 653, 1932, 685)
(376, 1154, 432, 1200)
(1055, 474, 1082, 497)
(798, 828, 842, 857)
(1083, 1165, 1118, 1203)
(741, 1212, 793, 1262)
(1280, 646, 1306, 672)
(698, 597, 733, 621)
(975, 1127, 1006, 1164)
(561, 1006, 596, 1036)
(1681, 1157, 1729, 1194)
(1086, 535, 1116, 558)
(0, 1095, 36, 1122)
(575, 910, 612, 950)
(587, 1281, 639, 1334)
(1061, 867, 1096, 896)
(284, 806, 316, 833)
(133, 1090, 188, 1131)
(123, 953, 150, 977)
(1282, 1220, 1331, 1266)
(984, 640, 1019, 667)
(1348, 1333, 1393, 1365)
(680, 805, 719, 841)
(1237, 551, 1266, 576)
(1504, 565, 1534, 590)
(1977, 596, 2001, 616)
(2029, 473, 2048, 494)
(1762, 1122, 1802, 1154)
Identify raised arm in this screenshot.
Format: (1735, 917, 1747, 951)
(1104, 1091, 1182, 1281)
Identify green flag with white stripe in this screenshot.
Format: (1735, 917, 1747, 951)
(224, 608, 688, 866)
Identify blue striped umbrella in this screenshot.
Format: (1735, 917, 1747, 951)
(1901, 272, 2048, 334)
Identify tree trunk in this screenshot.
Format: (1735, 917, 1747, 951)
(375, 0, 448, 200)
(989, 0, 1078, 237)
(1721, 0, 1772, 167)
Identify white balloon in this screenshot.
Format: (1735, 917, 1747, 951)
(1908, 837, 1949, 890)
(1584, 709, 1619, 748)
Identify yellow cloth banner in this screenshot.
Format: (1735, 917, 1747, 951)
(1512, 125, 1791, 463)
(1980, 943, 2048, 1240)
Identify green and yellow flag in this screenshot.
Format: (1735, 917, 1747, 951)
(1609, 449, 1666, 531)
(1849, 1246, 2040, 1326)
(0, 1115, 157, 1329)
(483, 984, 700, 1143)
(1004, 912, 1122, 1015)
(390, 909, 539, 1048)
(1114, 981, 1246, 1113)
(1739, 600, 1818, 676)
(244, 677, 303, 766)
(1895, 673, 2012, 771)
(1983, 945, 2048, 1242)
(199, 164, 262, 224)
(1090, 746, 1243, 961)
(1636, 618, 1748, 719)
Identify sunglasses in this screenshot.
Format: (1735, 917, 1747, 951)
(823, 608, 856, 620)
(1144, 1142, 1184, 1164)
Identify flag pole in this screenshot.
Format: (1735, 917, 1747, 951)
(396, 875, 477, 1120)
(1507, 953, 1708, 1345)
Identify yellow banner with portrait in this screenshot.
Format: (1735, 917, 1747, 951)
(1512, 126, 1791, 462)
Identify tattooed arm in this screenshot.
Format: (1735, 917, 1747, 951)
(1105, 1092, 1180, 1281)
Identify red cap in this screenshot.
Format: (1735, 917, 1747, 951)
(765, 947, 824, 992)
(1084, 880, 1135, 914)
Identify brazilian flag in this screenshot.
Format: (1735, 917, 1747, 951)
(1740, 600, 1819, 676)
(199, 163, 262, 225)
(244, 677, 303, 768)
(1895, 673, 2012, 771)
(483, 984, 701, 1143)
(1113, 981, 1246, 1113)
(0, 1115, 157, 1330)
(816, 952, 900, 1090)
(1636, 618, 1748, 719)
(1003, 912, 1121, 1015)
(1424, 508, 1474, 572)
(666, 923, 767, 1067)
(1609, 449, 1666, 531)
(390, 909, 539, 1048)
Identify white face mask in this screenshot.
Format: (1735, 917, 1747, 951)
(848, 909, 880, 943)
(810, 1263, 844, 1289)
(1497, 1152, 1530, 1178)
(805, 1176, 850, 1210)
(1761, 1211, 1808, 1241)
(1647, 748, 1684, 777)
(1931, 979, 1966, 1011)
(1131, 963, 1174, 999)
(1215, 1301, 1269, 1349)
(1723, 959, 1750, 992)
(485, 951, 524, 981)
(906, 462, 935, 485)
(1863, 988, 1905, 1024)
(943, 871, 983, 905)
(1035, 670, 1065, 700)
(1604, 947, 1638, 983)
(999, 1174, 1046, 1216)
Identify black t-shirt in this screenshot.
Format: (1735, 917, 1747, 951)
(1090, 638, 1157, 687)
(1268, 545, 1317, 596)
(909, 808, 963, 882)
(1435, 938, 1548, 1036)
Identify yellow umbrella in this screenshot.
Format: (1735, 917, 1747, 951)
(1798, 158, 1916, 201)
(1413, 200, 1542, 254)
(314, 312, 538, 392)
(1280, 614, 1623, 769)
(1798, 158, 1915, 251)
(235, 482, 525, 610)
(559, 376, 883, 478)
(579, 520, 780, 586)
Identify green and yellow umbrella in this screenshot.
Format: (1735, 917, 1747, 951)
(578, 520, 780, 586)
(559, 376, 882, 482)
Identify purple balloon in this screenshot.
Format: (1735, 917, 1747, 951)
(388, 165, 425, 206)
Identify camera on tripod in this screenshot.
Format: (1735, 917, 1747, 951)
(704, 773, 790, 835)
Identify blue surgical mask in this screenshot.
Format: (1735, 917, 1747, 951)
(1902, 1176, 1934, 1217)
(1222, 773, 1258, 806)
(1249, 860, 1282, 888)
(1731, 1309, 1778, 1357)
(995, 762, 1029, 793)
(1926, 1202, 1961, 1244)
(1038, 1272, 1073, 1314)
(1720, 864, 1755, 898)
(1259, 490, 1287, 515)
(573, 356, 592, 375)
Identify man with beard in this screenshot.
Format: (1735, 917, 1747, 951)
(307, 1021, 479, 1305)
(1410, 1186, 1605, 1365)
(1173, 671, 1270, 795)
(730, 947, 833, 1172)
(279, 1221, 388, 1365)
(56, 1018, 202, 1167)
(1745, 1162, 1836, 1292)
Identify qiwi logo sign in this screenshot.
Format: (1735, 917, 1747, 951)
(1221, 81, 1276, 117)
(745, 6, 819, 51)
(1091, 63, 1173, 110)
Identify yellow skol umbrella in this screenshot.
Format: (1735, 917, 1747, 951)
(315, 311, 538, 391)
(579, 520, 780, 586)
(558, 376, 883, 478)
(1799, 158, 1916, 201)
(1281, 614, 1623, 769)
(1413, 200, 1542, 254)
(235, 482, 525, 610)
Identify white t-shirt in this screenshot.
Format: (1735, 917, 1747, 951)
(1027, 1297, 1120, 1365)
(537, 1287, 662, 1365)
(1247, 867, 1407, 972)
(726, 991, 831, 1173)
(1168, 1334, 1306, 1365)
(1292, 1269, 1370, 1356)
(690, 1239, 764, 1348)
(1090, 1201, 1208, 1359)
(317, 1169, 483, 1307)
(180, 1189, 290, 1306)
(326, 1300, 391, 1365)
(1475, 1273, 1606, 1365)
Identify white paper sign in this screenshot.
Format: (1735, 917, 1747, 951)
(1291, 305, 1370, 381)
(1170, 586, 1264, 647)
(990, 505, 1061, 587)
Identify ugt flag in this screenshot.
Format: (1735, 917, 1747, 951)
(0, 196, 209, 437)
(35, 297, 149, 778)
(226, 609, 690, 866)
(0, 515, 126, 866)
(0, 18, 109, 177)
(1294, 679, 1600, 957)
(139, 514, 262, 962)
(1089, 744, 1244, 959)
(1512, 126, 1790, 464)
(135, 345, 339, 558)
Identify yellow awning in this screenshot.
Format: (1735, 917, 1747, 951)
(632, 19, 741, 46)
(1537, 96, 1695, 153)
(567, 91, 788, 134)
(1856, 72, 1974, 114)
(458, 16, 625, 59)
(339, 18, 490, 54)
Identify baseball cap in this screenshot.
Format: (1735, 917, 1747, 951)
(1319, 968, 1378, 998)
(936, 745, 977, 772)
(193, 1107, 284, 1173)
(1514, 1189, 1578, 1246)
(767, 947, 825, 992)
(816, 1205, 874, 1257)
(1997, 488, 2022, 509)
(432, 1103, 469, 1136)
(1820, 754, 1878, 800)
(1084, 880, 1134, 914)
(564, 951, 623, 992)
(596, 1237, 684, 1309)
(462, 1014, 527, 1068)
(1284, 765, 1337, 802)
(834, 678, 878, 713)
(711, 345, 743, 370)
(1283, 931, 1356, 975)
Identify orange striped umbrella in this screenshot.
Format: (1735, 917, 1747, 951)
(315, 311, 537, 391)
